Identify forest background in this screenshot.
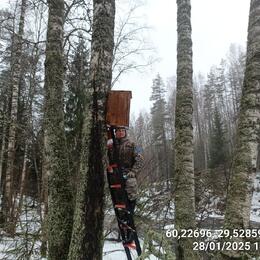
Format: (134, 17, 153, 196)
(0, 0, 259, 259)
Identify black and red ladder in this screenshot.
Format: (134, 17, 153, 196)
(107, 156, 142, 259)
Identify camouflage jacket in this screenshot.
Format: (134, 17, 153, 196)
(108, 137, 144, 175)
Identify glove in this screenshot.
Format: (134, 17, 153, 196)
(125, 178, 138, 201)
(127, 171, 136, 178)
(107, 139, 113, 148)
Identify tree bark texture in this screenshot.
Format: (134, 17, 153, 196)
(11, 42, 40, 234)
(221, 0, 260, 258)
(0, 116, 6, 195)
(44, 0, 73, 259)
(11, 143, 28, 234)
(68, 1, 115, 259)
(174, 0, 199, 259)
(3, 0, 27, 226)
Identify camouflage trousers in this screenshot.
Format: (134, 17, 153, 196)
(125, 177, 138, 201)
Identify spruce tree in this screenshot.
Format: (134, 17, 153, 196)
(65, 36, 90, 191)
(150, 74, 167, 144)
(150, 74, 169, 182)
(209, 107, 227, 169)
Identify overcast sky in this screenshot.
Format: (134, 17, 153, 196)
(0, 0, 250, 115)
(113, 0, 250, 115)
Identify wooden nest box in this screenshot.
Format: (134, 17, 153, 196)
(106, 90, 132, 127)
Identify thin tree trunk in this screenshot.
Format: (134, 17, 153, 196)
(219, 1, 260, 259)
(44, 0, 73, 259)
(11, 41, 40, 234)
(162, 128, 170, 187)
(0, 118, 6, 195)
(194, 89, 205, 170)
(68, 0, 115, 259)
(204, 140, 208, 170)
(40, 137, 48, 258)
(3, 0, 27, 227)
(11, 143, 28, 235)
(174, 0, 199, 259)
(0, 89, 8, 192)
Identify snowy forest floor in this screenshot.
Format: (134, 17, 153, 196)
(1, 173, 260, 260)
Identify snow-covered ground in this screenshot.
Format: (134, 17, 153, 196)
(0, 196, 159, 260)
(197, 172, 260, 223)
(0, 230, 157, 260)
(1, 173, 260, 259)
(103, 240, 158, 260)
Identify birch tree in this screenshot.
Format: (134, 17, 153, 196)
(3, 0, 27, 227)
(43, 0, 73, 259)
(0, 70, 10, 199)
(68, 0, 115, 259)
(11, 40, 42, 234)
(174, 0, 199, 259)
(221, 0, 260, 258)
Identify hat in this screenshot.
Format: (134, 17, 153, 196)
(115, 126, 128, 130)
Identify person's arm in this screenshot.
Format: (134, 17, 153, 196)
(128, 145, 144, 177)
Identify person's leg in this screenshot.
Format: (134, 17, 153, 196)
(128, 199, 136, 215)
(125, 199, 136, 244)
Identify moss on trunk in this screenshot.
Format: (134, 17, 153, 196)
(44, 0, 73, 259)
(174, 0, 200, 259)
(218, 0, 260, 259)
(68, 1, 115, 259)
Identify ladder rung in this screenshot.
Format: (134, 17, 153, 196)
(110, 184, 122, 188)
(115, 204, 126, 209)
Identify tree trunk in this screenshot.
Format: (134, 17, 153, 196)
(11, 40, 40, 234)
(194, 86, 205, 171)
(68, 0, 115, 259)
(44, 0, 73, 259)
(40, 136, 48, 258)
(0, 116, 7, 195)
(220, 0, 260, 258)
(3, 0, 27, 227)
(174, 0, 199, 259)
(11, 143, 28, 235)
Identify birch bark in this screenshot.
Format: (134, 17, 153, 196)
(220, 0, 260, 258)
(3, 0, 27, 226)
(174, 0, 199, 259)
